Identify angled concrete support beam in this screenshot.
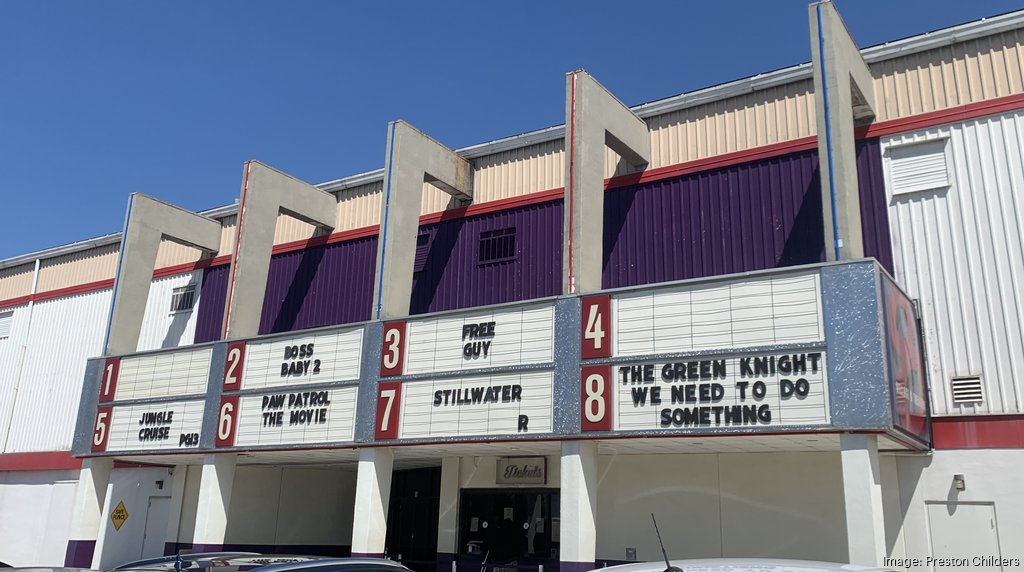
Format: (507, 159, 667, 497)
(564, 70, 650, 294)
(104, 194, 221, 356)
(810, 0, 877, 261)
(372, 120, 473, 319)
(222, 161, 336, 339)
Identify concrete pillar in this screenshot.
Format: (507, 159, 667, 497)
(104, 194, 221, 355)
(839, 434, 886, 566)
(191, 453, 237, 551)
(64, 458, 113, 567)
(222, 161, 336, 339)
(559, 441, 598, 572)
(373, 120, 473, 319)
(563, 70, 650, 295)
(436, 457, 461, 571)
(351, 447, 395, 557)
(164, 464, 188, 555)
(809, 0, 877, 261)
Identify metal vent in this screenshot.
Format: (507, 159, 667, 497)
(0, 311, 12, 339)
(888, 139, 950, 195)
(951, 376, 983, 405)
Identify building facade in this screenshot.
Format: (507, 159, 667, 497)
(1, 3, 1022, 571)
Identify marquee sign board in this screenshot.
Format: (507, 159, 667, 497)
(393, 371, 554, 439)
(226, 328, 364, 391)
(74, 261, 931, 457)
(93, 398, 205, 453)
(579, 270, 831, 434)
(218, 386, 359, 447)
(382, 303, 555, 378)
(107, 347, 212, 402)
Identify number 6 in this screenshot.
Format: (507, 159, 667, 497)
(215, 396, 239, 448)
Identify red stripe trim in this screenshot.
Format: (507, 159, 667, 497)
(0, 451, 82, 471)
(4, 92, 1024, 311)
(933, 415, 1024, 449)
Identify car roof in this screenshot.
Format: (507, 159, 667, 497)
(112, 555, 410, 572)
(595, 559, 899, 572)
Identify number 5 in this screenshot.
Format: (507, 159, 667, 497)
(91, 407, 112, 452)
(376, 382, 402, 439)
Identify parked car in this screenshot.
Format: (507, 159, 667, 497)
(593, 559, 898, 572)
(111, 553, 413, 572)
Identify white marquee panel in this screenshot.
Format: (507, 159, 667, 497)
(233, 386, 358, 447)
(241, 328, 363, 390)
(104, 399, 205, 452)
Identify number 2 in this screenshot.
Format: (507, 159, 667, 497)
(223, 342, 246, 390)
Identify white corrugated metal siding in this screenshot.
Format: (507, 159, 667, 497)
(136, 271, 204, 352)
(3, 288, 110, 452)
(0, 304, 30, 451)
(883, 109, 1024, 416)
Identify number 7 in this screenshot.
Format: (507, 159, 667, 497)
(376, 382, 402, 439)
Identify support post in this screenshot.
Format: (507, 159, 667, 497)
(222, 161, 337, 340)
(373, 120, 473, 319)
(809, 0, 876, 261)
(191, 453, 237, 551)
(351, 447, 395, 557)
(560, 441, 598, 572)
(104, 194, 221, 355)
(563, 70, 650, 295)
(63, 458, 113, 567)
(164, 464, 188, 555)
(839, 433, 886, 566)
(436, 457, 460, 572)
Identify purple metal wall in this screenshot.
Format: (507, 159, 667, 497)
(410, 202, 562, 314)
(856, 138, 894, 273)
(603, 138, 890, 288)
(194, 140, 891, 341)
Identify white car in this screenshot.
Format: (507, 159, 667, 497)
(593, 559, 898, 572)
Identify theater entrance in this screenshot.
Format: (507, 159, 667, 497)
(387, 468, 442, 572)
(458, 490, 560, 572)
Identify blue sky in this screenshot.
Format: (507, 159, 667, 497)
(1, 0, 1021, 260)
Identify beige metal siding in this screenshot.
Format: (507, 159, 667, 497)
(335, 182, 383, 231)
(0, 263, 35, 302)
(643, 79, 818, 171)
(37, 243, 119, 292)
(871, 30, 1024, 120)
(471, 139, 565, 201)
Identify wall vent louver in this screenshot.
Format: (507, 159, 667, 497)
(950, 376, 984, 405)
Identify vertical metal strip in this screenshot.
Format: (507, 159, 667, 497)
(375, 121, 398, 319)
(222, 161, 252, 339)
(103, 193, 134, 355)
(818, 2, 842, 260)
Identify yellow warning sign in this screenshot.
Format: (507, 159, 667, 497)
(110, 500, 129, 531)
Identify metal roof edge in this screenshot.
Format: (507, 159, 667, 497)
(4, 9, 1023, 270)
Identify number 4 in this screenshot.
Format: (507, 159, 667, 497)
(581, 296, 611, 359)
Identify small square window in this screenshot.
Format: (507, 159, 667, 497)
(170, 285, 196, 314)
(0, 311, 12, 339)
(478, 227, 517, 265)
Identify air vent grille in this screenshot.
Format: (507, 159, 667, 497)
(950, 376, 983, 405)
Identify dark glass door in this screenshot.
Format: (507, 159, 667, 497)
(386, 467, 441, 572)
(458, 489, 560, 572)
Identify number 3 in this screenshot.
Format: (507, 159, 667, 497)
(380, 322, 406, 377)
